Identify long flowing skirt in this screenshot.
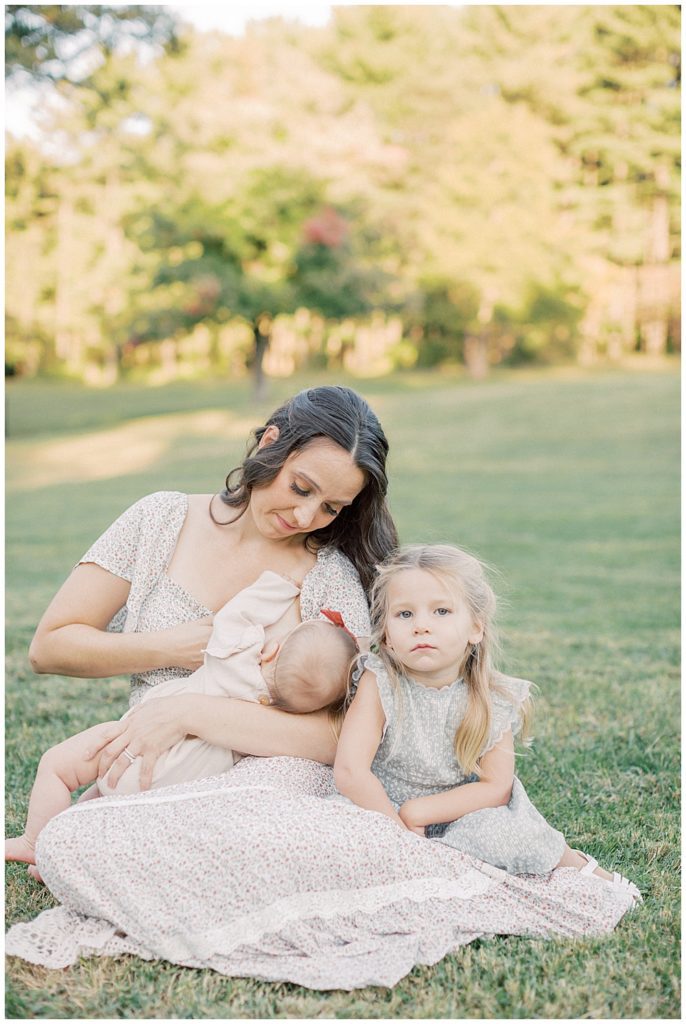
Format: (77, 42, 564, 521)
(6, 757, 634, 990)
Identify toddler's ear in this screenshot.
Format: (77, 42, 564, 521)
(260, 640, 281, 664)
(469, 622, 484, 645)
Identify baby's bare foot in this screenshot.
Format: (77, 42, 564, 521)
(27, 864, 44, 884)
(5, 835, 36, 865)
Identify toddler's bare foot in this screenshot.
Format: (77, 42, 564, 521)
(27, 864, 44, 884)
(5, 835, 36, 865)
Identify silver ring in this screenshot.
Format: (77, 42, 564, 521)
(122, 747, 137, 764)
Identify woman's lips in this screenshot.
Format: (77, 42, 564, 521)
(275, 513, 299, 532)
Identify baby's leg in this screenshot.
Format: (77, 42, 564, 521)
(5, 722, 118, 864)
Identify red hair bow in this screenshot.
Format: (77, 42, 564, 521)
(321, 608, 359, 648)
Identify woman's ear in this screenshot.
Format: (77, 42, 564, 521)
(258, 425, 280, 450)
(469, 622, 484, 645)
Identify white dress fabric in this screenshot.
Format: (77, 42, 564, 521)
(355, 655, 566, 874)
(98, 571, 301, 795)
(6, 756, 635, 989)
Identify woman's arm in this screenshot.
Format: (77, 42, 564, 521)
(333, 672, 408, 829)
(29, 563, 213, 678)
(92, 692, 341, 790)
(398, 731, 515, 830)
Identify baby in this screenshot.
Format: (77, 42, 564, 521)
(6, 571, 357, 868)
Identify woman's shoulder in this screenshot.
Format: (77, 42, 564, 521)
(131, 490, 188, 515)
(312, 545, 360, 578)
(301, 547, 371, 638)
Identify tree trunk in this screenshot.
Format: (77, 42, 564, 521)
(253, 314, 272, 401)
(464, 333, 489, 379)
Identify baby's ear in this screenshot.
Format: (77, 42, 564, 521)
(260, 640, 281, 664)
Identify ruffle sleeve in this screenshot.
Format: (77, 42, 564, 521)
(77, 491, 188, 633)
(482, 674, 532, 756)
(78, 492, 184, 581)
(300, 547, 371, 639)
(357, 652, 396, 740)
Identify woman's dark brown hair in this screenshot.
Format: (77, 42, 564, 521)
(212, 386, 398, 593)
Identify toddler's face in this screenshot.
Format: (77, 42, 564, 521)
(383, 568, 483, 687)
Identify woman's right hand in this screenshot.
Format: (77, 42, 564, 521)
(158, 616, 214, 671)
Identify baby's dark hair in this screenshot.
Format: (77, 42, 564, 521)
(211, 386, 398, 593)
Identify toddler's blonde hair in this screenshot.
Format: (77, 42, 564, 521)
(370, 544, 531, 775)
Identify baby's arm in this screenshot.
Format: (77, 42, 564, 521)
(5, 721, 120, 864)
(398, 730, 515, 831)
(333, 671, 411, 831)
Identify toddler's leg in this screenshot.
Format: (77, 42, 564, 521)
(5, 722, 119, 864)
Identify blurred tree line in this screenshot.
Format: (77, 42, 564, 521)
(5, 4, 681, 384)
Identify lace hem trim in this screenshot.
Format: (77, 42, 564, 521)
(6, 869, 500, 970)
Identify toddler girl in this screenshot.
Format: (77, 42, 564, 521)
(334, 544, 641, 903)
(7, 570, 357, 870)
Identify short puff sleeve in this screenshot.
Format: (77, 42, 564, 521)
(300, 547, 371, 639)
(482, 674, 532, 756)
(78, 495, 151, 581)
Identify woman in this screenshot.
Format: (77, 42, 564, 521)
(7, 385, 635, 990)
(27, 385, 395, 785)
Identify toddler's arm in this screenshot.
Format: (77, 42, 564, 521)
(333, 671, 410, 831)
(398, 730, 515, 831)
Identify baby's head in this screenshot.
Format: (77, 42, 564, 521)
(261, 619, 358, 714)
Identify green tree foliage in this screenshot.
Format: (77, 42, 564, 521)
(5, 5, 177, 83)
(5, 4, 681, 381)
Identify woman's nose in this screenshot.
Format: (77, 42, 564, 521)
(293, 501, 318, 528)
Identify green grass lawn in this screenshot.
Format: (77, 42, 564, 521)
(5, 367, 680, 1019)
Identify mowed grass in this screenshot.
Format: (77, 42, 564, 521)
(5, 367, 680, 1019)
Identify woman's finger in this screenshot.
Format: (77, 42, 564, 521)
(82, 721, 125, 761)
(96, 732, 132, 779)
(102, 746, 139, 789)
(138, 751, 159, 792)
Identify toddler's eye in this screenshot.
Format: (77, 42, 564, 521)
(397, 610, 412, 619)
(435, 607, 451, 616)
(291, 482, 309, 497)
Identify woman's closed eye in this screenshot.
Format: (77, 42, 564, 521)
(290, 482, 339, 517)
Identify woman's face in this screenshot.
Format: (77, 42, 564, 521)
(249, 436, 367, 542)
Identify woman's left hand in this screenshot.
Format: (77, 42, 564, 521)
(93, 695, 190, 791)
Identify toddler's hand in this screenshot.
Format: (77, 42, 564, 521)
(161, 616, 214, 671)
(398, 799, 427, 837)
